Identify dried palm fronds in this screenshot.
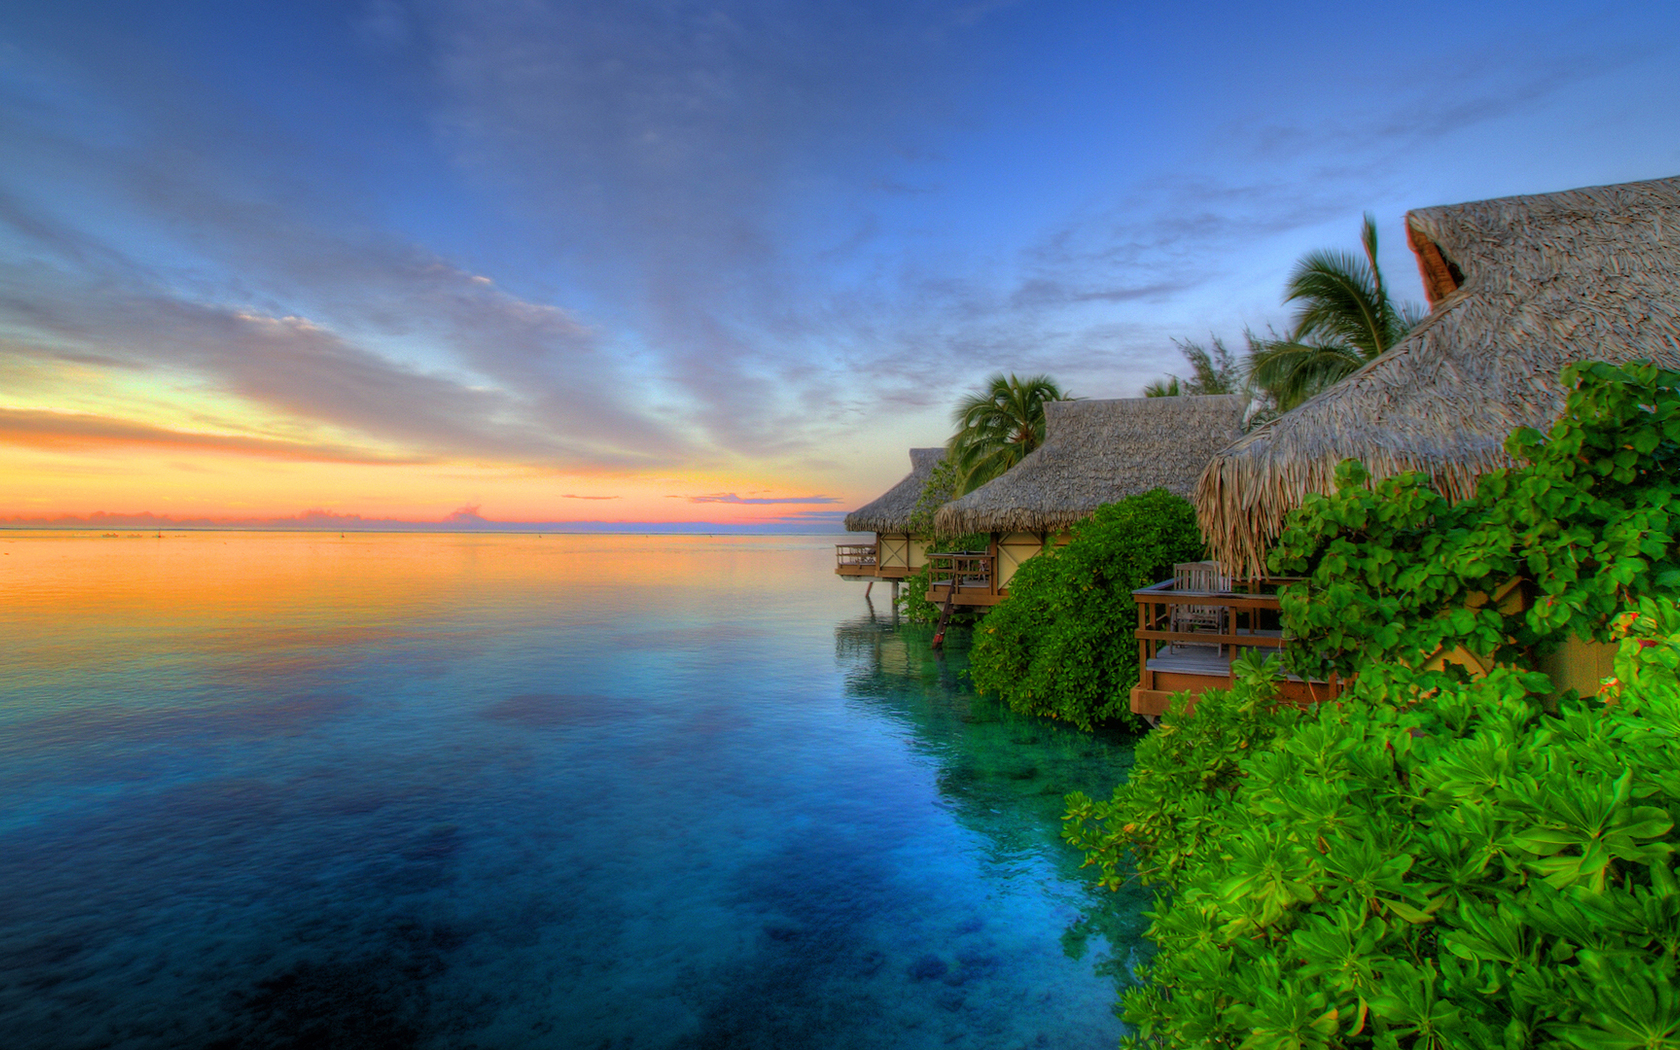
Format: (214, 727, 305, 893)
(843, 448, 946, 533)
(935, 395, 1246, 535)
(1198, 175, 1680, 577)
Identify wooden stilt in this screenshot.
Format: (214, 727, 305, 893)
(864, 581, 873, 599)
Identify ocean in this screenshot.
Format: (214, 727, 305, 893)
(0, 531, 1145, 1049)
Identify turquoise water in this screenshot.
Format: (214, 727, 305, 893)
(0, 532, 1145, 1048)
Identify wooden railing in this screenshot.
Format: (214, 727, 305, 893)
(926, 550, 993, 599)
(1132, 577, 1293, 652)
(1130, 576, 1336, 716)
(835, 543, 878, 569)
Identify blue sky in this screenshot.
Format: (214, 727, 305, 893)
(1, 0, 1677, 522)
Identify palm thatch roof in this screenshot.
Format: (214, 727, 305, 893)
(1198, 174, 1680, 578)
(934, 395, 1247, 535)
(844, 447, 945, 533)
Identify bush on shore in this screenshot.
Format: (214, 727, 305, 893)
(895, 455, 989, 625)
(1068, 618, 1680, 1050)
(969, 489, 1203, 730)
(1064, 363, 1680, 1048)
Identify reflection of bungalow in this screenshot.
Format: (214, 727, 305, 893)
(838, 448, 945, 581)
(927, 395, 1247, 608)
(1191, 174, 1680, 703)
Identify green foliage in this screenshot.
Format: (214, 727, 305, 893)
(906, 457, 965, 541)
(1141, 375, 1183, 398)
(1066, 363, 1680, 1050)
(894, 455, 991, 624)
(1272, 361, 1680, 684)
(1065, 649, 1293, 889)
(946, 373, 1072, 494)
(968, 490, 1203, 730)
(1066, 609, 1680, 1050)
(1249, 214, 1425, 412)
(1144, 336, 1248, 399)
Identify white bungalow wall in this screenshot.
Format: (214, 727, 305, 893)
(877, 533, 911, 572)
(1539, 635, 1619, 700)
(995, 532, 1046, 590)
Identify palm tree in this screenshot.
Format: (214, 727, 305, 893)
(1248, 214, 1426, 412)
(946, 373, 1072, 494)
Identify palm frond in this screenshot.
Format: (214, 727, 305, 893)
(1247, 340, 1366, 411)
(1251, 215, 1431, 411)
(1284, 249, 1386, 358)
(945, 372, 1071, 493)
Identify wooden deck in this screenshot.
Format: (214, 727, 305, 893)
(924, 550, 1002, 607)
(835, 543, 878, 579)
(839, 533, 929, 580)
(1130, 577, 1338, 716)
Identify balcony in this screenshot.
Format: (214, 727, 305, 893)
(925, 550, 1005, 607)
(835, 543, 878, 578)
(1131, 570, 1338, 718)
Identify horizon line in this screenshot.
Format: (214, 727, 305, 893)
(0, 526, 849, 536)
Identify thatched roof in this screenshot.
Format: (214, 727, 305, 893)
(844, 447, 945, 533)
(1198, 174, 1680, 578)
(934, 395, 1247, 535)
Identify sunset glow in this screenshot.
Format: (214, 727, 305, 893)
(2, 1, 1677, 526)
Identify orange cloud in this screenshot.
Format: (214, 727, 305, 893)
(0, 408, 425, 464)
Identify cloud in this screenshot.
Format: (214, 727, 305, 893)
(560, 493, 619, 500)
(764, 508, 848, 523)
(671, 493, 841, 505)
(0, 406, 429, 463)
(419, 0, 991, 453)
(0, 39, 702, 471)
(2, 0, 1675, 495)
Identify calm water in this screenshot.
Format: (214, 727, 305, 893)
(0, 532, 1146, 1049)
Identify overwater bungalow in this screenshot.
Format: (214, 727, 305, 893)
(928, 395, 1247, 608)
(1182, 174, 1680, 707)
(838, 447, 945, 582)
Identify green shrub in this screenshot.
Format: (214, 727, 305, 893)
(1066, 607, 1680, 1050)
(968, 489, 1203, 730)
(1272, 361, 1680, 684)
(896, 562, 975, 625)
(1064, 648, 1294, 889)
(1065, 363, 1680, 1049)
(896, 455, 989, 624)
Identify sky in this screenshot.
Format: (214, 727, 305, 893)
(2, 0, 1677, 529)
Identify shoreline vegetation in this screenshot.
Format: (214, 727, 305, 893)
(1030, 363, 1680, 1048)
(851, 183, 1680, 1046)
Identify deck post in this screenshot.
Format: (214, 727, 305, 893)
(1138, 598, 1150, 699)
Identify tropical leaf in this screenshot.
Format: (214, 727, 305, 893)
(946, 372, 1071, 493)
(1248, 214, 1425, 412)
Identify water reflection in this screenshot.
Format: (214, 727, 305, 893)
(832, 613, 1151, 991)
(0, 533, 1148, 1049)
